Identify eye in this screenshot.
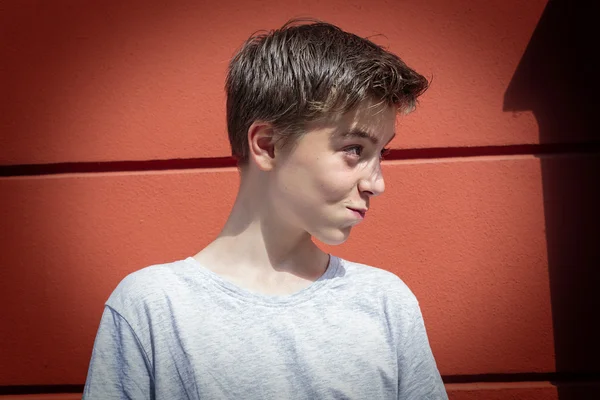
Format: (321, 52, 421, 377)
(380, 147, 391, 160)
(344, 145, 363, 157)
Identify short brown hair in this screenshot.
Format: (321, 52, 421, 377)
(225, 19, 429, 165)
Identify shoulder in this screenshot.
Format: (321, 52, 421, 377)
(104, 257, 197, 316)
(331, 257, 423, 341)
(334, 256, 420, 309)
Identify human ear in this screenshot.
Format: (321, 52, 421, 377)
(247, 121, 276, 171)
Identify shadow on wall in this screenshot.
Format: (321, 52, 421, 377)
(504, 0, 600, 398)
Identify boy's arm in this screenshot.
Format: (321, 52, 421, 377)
(397, 302, 448, 400)
(83, 306, 154, 400)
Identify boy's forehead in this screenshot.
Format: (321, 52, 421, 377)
(318, 101, 398, 140)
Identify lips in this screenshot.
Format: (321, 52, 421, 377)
(347, 207, 367, 218)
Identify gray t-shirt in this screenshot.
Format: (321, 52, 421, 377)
(83, 256, 447, 399)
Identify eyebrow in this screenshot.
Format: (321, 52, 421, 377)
(338, 129, 396, 145)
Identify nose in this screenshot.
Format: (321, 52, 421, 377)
(357, 162, 385, 197)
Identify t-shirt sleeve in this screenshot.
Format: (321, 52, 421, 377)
(397, 302, 448, 399)
(83, 305, 154, 400)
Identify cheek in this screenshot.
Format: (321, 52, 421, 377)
(276, 159, 355, 208)
(313, 164, 357, 204)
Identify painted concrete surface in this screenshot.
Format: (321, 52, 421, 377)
(2, 0, 598, 398)
(1, 156, 559, 384)
(0, 0, 547, 165)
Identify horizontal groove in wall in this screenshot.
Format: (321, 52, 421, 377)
(446, 381, 600, 391)
(0, 386, 83, 395)
(1, 373, 599, 395)
(443, 371, 600, 385)
(1, 142, 599, 177)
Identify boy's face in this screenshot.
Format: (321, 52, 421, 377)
(270, 100, 397, 245)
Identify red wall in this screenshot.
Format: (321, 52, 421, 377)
(1, 0, 598, 398)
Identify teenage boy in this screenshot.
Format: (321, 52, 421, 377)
(83, 19, 448, 399)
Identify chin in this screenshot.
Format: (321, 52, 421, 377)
(313, 227, 352, 246)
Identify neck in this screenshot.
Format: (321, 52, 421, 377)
(198, 172, 328, 280)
